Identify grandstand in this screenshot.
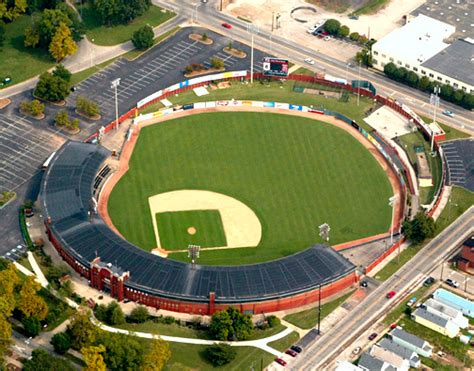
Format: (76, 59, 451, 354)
(41, 141, 358, 314)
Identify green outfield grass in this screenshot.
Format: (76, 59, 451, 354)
(156, 210, 227, 250)
(108, 112, 392, 265)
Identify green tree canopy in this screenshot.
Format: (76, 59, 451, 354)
(98, 332, 145, 371)
(67, 313, 98, 350)
(204, 343, 236, 366)
(338, 25, 350, 38)
(128, 305, 149, 323)
(35, 71, 70, 102)
(403, 211, 435, 244)
(142, 339, 171, 370)
(323, 19, 341, 35)
(93, 0, 151, 26)
(23, 316, 41, 337)
(51, 331, 72, 354)
(132, 24, 154, 50)
(23, 349, 74, 371)
(210, 307, 254, 341)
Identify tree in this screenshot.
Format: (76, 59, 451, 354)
(337, 25, 350, 38)
(356, 49, 372, 67)
(23, 349, 74, 371)
(94, 303, 108, 323)
(128, 305, 149, 323)
(204, 343, 236, 366)
(132, 24, 154, 50)
(58, 279, 74, 298)
(418, 76, 431, 92)
(98, 332, 144, 370)
(51, 332, 72, 354)
(266, 315, 280, 328)
(227, 40, 233, 50)
(403, 212, 435, 244)
(210, 57, 224, 69)
(202, 32, 207, 41)
(49, 21, 77, 61)
(76, 96, 100, 117)
(323, 19, 341, 36)
(82, 344, 107, 371)
(23, 316, 41, 337)
(383, 62, 397, 78)
(452, 89, 464, 105)
(30, 99, 45, 116)
(405, 71, 419, 87)
(55, 110, 69, 127)
(0, 263, 20, 317)
(94, 0, 151, 26)
(0, 316, 12, 361)
(210, 307, 254, 341)
(52, 64, 71, 82)
(37, 8, 72, 46)
(24, 25, 40, 47)
(67, 313, 98, 350)
(0, 0, 28, 21)
(17, 276, 48, 320)
(141, 339, 171, 370)
(107, 301, 125, 325)
(440, 84, 454, 102)
(461, 93, 474, 110)
(349, 32, 359, 41)
(35, 72, 70, 102)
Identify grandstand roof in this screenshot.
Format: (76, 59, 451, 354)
(41, 141, 356, 303)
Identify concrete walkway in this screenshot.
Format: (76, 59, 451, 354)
(27, 251, 49, 287)
(91, 316, 290, 356)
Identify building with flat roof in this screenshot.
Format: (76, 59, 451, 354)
(378, 338, 421, 368)
(433, 288, 474, 318)
(412, 307, 459, 338)
(458, 236, 474, 274)
(424, 298, 469, 329)
(389, 327, 433, 357)
(372, 15, 474, 94)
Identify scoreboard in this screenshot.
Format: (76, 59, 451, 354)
(262, 57, 289, 77)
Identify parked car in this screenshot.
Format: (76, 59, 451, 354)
(221, 22, 232, 29)
(442, 110, 455, 118)
(407, 297, 417, 307)
(352, 346, 361, 355)
(304, 58, 315, 65)
(324, 35, 331, 41)
(423, 277, 435, 286)
(290, 345, 303, 353)
(285, 349, 298, 357)
(275, 358, 287, 366)
(307, 26, 318, 34)
(386, 291, 396, 299)
(390, 323, 398, 330)
(445, 278, 459, 288)
(360, 280, 368, 288)
(368, 332, 378, 341)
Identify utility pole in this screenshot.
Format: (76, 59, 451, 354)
(271, 11, 274, 32)
(357, 60, 361, 106)
(111, 78, 121, 130)
(247, 24, 258, 84)
(430, 85, 440, 154)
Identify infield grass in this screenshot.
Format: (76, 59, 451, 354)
(108, 112, 392, 265)
(156, 210, 227, 250)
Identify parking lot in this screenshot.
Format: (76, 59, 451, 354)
(67, 26, 267, 139)
(0, 113, 65, 192)
(441, 139, 474, 192)
(1, 244, 27, 263)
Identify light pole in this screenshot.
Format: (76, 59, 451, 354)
(430, 86, 440, 153)
(357, 60, 361, 106)
(89, 38, 95, 68)
(464, 277, 469, 293)
(111, 78, 121, 130)
(247, 24, 258, 84)
(388, 195, 398, 256)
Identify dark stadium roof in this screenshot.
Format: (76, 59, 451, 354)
(41, 141, 356, 303)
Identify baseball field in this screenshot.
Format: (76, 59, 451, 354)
(107, 111, 392, 265)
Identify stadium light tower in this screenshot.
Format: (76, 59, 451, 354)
(318, 223, 331, 242)
(188, 244, 201, 266)
(246, 24, 259, 84)
(388, 195, 398, 246)
(430, 85, 440, 154)
(111, 78, 121, 130)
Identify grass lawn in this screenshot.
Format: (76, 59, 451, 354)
(353, 0, 391, 15)
(268, 331, 300, 352)
(293, 67, 315, 76)
(38, 288, 75, 331)
(116, 321, 212, 340)
(283, 291, 354, 329)
(375, 186, 474, 282)
(78, 4, 175, 46)
(166, 343, 274, 371)
(0, 15, 55, 88)
(398, 317, 472, 367)
(397, 130, 442, 205)
(420, 356, 459, 371)
(108, 112, 392, 265)
(140, 80, 376, 131)
(157, 210, 227, 250)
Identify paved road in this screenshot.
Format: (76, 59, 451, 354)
(160, 0, 473, 134)
(290, 206, 474, 369)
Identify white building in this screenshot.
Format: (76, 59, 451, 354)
(424, 298, 469, 329)
(372, 15, 474, 94)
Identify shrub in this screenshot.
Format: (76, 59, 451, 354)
(323, 19, 341, 35)
(51, 332, 71, 354)
(266, 315, 280, 328)
(30, 100, 45, 116)
(35, 72, 70, 102)
(349, 32, 359, 41)
(337, 25, 350, 38)
(210, 57, 224, 69)
(76, 96, 100, 117)
(55, 110, 69, 127)
(128, 306, 149, 323)
(132, 25, 154, 50)
(205, 343, 236, 366)
(52, 64, 71, 82)
(202, 32, 208, 41)
(210, 307, 253, 341)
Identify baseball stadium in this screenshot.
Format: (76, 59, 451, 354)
(39, 70, 447, 315)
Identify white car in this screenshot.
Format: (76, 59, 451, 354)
(307, 26, 317, 34)
(304, 58, 315, 65)
(442, 110, 455, 118)
(445, 278, 459, 288)
(324, 35, 331, 41)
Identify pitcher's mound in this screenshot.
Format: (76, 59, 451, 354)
(187, 227, 197, 235)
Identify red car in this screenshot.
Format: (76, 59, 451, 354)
(285, 349, 298, 357)
(222, 22, 232, 29)
(275, 358, 287, 366)
(386, 291, 396, 299)
(390, 323, 398, 329)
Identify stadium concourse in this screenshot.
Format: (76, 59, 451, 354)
(40, 141, 358, 315)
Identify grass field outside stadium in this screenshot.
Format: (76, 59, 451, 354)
(107, 111, 392, 265)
